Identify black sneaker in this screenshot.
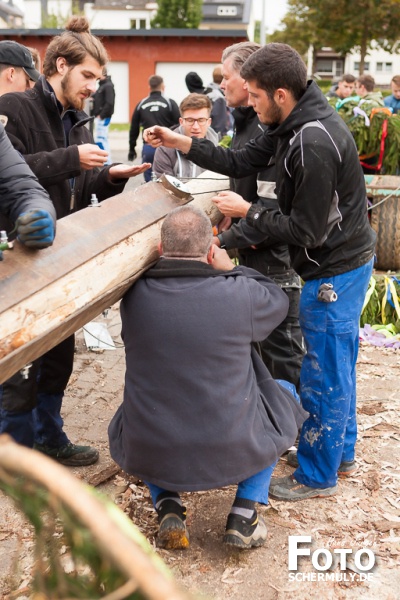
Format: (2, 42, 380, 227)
(286, 450, 356, 478)
(223, 511, 267, 549)
(33, 442, 99, 466)
(156, 499, 189, 549)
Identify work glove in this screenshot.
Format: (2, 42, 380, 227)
(16, 210, 55, 249)
(128, 150, 137, 162)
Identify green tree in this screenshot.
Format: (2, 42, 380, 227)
(151, 0, 203, 28)
(268, 0, 400, 74)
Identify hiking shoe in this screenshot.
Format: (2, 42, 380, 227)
(286, 450, 357, 478)
(156, 499, 189, 550)
(223, 511, 267, 549)
(33, 442, 99, 466)
(269, 474, 337, 502)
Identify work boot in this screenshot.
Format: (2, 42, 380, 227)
(286, 449, 357, 477)
(156, 499, 189, 550)
(223, 511, 267, 549)
(269, 474, 337, 502)
(33, 442, 99, 466)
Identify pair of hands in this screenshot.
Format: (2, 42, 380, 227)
(209, 244, 236, 271)
(143, 128, 251, 218)
(77, 144, 150, 179)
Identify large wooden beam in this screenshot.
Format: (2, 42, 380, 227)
(0, 173, 228, 383)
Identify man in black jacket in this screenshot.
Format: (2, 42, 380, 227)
(143, 43, 376, 502)
(128, 75, 179, 182)
(217, 41, 304, 388)
(0, 121, 55, 257)
(0, 17, 149, 466)
(92, 69, 115, 165)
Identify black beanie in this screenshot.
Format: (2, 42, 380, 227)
(185, 71, 205, 93)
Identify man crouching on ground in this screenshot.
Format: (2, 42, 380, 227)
(108, 205, 307, 550)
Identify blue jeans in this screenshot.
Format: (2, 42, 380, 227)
(95, 117, 111, 165)
(142, 143, 156, 182)
(145, 379, 299, 506)
(146, 463, 276, 508)
(33, 392, 69, 447)
(0, 389, 69, 448)
(294, 259, 374, 489)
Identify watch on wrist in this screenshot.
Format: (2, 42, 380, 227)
(217, 234, 226, 249)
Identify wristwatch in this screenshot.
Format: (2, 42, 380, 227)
(216, 234, 226, 249)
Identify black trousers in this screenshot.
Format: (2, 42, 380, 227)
(239, 252, 304, 390)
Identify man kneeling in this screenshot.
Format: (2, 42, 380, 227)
(108, 205, 306, 549)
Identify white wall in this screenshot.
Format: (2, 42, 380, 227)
(105, 61, 129, 123)
(15, 0, 154, 29)
(344, 46, 400, 86)
(85, 6, 154, 30)
(16, 0, 72, 28)
(156, 62, 222, 106)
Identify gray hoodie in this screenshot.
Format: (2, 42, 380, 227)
(152, 124, 219, 179)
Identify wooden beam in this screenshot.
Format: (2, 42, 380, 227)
(0, 173, 228, 383)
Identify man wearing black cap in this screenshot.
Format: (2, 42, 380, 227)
(0, 40, 40, 94)
(185, 71, 228, 137)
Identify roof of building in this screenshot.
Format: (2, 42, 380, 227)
(0, 27, 247, 37)
(92, 0, 151, 8)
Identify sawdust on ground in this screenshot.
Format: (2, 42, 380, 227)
(0, 304, 399, 600)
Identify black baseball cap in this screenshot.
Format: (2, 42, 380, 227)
(0, 40, 40, 82)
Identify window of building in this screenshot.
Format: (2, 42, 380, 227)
(376, 62, 393, 72)
(131, 18, 147, 29)
(354, 62, 370, 72)
(315, 59, 344, 76)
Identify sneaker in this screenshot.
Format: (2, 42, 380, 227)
(223, 511, 267, 549)
(33, 442, 99, 466)
(156, 499, 189, 550)
(269, 474, 337, 502)
(286, 450, 357, 478)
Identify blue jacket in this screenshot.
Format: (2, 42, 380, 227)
(384, 94, 400, 114)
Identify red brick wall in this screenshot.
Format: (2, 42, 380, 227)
(0, 32, 246, 116)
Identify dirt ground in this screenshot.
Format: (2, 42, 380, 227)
(0, 303, 399, 600)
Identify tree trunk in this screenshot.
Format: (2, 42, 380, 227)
(0, 173, 228, 383)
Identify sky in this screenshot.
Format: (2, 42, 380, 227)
(253, 0, 288, 33)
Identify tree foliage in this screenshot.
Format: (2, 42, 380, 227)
(151, 0, 203, 28)
(268, 0, 400, 72)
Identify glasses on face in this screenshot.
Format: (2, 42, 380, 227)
(182, 117, 209, 125)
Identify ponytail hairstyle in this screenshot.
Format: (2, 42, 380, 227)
(43, 16, 108, 77)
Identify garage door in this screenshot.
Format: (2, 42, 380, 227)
(107, 61, 129, 124)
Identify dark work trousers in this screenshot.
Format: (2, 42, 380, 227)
(0, 335, 75, 447)
(239, 251, 304, 390)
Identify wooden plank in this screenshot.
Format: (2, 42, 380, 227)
(0, 173, 228, 383)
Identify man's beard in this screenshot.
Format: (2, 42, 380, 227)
(263, 98, 282, 127)
(61, 70, 87, 111)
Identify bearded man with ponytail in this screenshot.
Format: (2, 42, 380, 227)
(0, 17, 149, 465)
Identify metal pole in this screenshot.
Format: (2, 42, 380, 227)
(260, 0, 266, 46)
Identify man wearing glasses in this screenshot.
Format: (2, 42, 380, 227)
(152, 93, 219, 180)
